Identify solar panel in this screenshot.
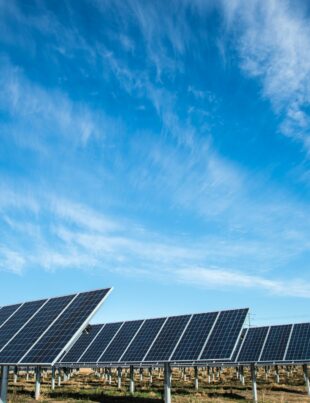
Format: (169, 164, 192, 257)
(79, 322, 123, 363)
(171, 312, 218, 361)
(260, 325, 292, 362)
(22, 289, 110, 364)
(285, 323, 310, 362)
(0, 288, 111, 365)
(200, 309, 248, 360)
(61, 325, 103, 363)
(0, 304, 22, 327)
(121, 318, 166, 362)
(236, 327, 269, 362)
(98, 320, 143, 363)
(231, 329, 246, 362)
(144, 315, 191, 362)
(0, 300, 46, 351)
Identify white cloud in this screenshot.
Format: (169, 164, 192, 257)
(221, 0, 310, 153)
(176, 267, 310, 298)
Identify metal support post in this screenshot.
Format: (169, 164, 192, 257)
(35, 366, 41, 401)
(51, 367, 55, 390)
(129, 365, 135, 394)
(194, 366, 199, 390)
(117, 367, 122, 389)
(0, 366, 9, 403)
(303, 364, 310, 396)
(251, 364, 258, 403)
(164, 363, 171, 403)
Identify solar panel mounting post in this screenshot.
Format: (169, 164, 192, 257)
(129, 365, 135, 394)
(35, 366, 41, 400)
(0, 366, 9, 403)
(51, 367, 55, 390)
(194, 366, 199, 390)
(117, 367, 122, 389)
(13, 366, 18, 384)
(275, 365, 280, 384)
(303, 364, 310, 396)
(250, 364, 258, 403)
(164, 363, 171, 403)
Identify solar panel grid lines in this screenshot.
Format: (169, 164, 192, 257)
(285, 323, 310, 362)
(257, 326, 271, 362)
(77, 324, 106, 362)
(200, 309, 249, 360)
(197, 311, 220, 360)
(99, 320, 144, 363)
(0, 300, 48, 360)
(144, 315, 191, 362)
(171, 312, 219, 362)
(0, 304, 23, 329)
(260, 325, 292, 362)
(231, 328, 247, 362)
(283, 324, 295, 361)
(168, 314, 194, 361)
(121, 317, 166, 363)
(23, 289, 111, 365)
(61, 325, 103, 363)
(79, 322, 123, 363)
(0, 300, 49, 353)
(118, 320, 146, 362)
(236, 326, 269, 363)
(229, 312, 250, 361)
(142, 317, 169, 362)
(96, 322, 125, 363)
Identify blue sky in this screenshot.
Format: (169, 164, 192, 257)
(0, 0, 310, 326)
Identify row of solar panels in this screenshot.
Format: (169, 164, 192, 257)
(0, 289, 111, 365)
(233, 323, 310, 364)
(60, 309, 248, 365)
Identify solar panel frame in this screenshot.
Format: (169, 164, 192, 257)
(284, 323, 310, 362)
(259, 325, 292, 362)
(0, 304, 23, 329)
(236, 326, 269, 363)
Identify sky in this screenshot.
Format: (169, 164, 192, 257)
(0, 0, 310, 326)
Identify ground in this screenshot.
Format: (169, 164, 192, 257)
(5, 367, 310, 402)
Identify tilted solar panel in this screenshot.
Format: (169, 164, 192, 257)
(260, 325, 292, 362)
(99, 320, 143, 363)
(236, 327, 269, 362)
(200, 309, 248, 360)
(121, 318, 166, 362)
(231, 329, 246, 362)
(144, 315, 191, 362)
(79, 322, 123, 363)
(285, 323, 310, 362)
(61, 324, 103, 363)
(0, 305, 22, 327)
(0, 288, 111, 365)
(171, 312, 218, 361)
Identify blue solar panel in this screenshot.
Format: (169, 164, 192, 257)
(22, 289, 110, 364)
(145, 315, 191, 362)
(285, 323, 310, 362)
(231, 329, 246, 362)
(237, 327, 269, 362)
(99, 320, 143, 362)
(79, 322, 123, 363)
(200, 309, 248, 360)
(171, 312, 218, 361)
(0, 305, 22, 327)
(260, 325, 292, 362)
(0, 300, 45, 350)
(61, 325, 103, 363)
(121, 318, 165, 362)
(0, 295, 75, 364)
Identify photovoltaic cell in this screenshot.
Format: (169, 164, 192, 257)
(237, 327, 268, 362)
(99, 320, 143, 362)
(80, 322, 123, 363)
(201, 309, 248, 360)
(0, 305, 22, 327)
(61, 325, 103, 363)
(285, 323, 310, 362)
(172, 312, 218, 361)
(22, 289, 110, 364)
(145, 315, 191, 362)
(121, 318, 165, 362)
(260, 325, 292, 362)
(0, 295, 75, 364)
(231, 329, 246, 362)
(0, 300, 46, 350)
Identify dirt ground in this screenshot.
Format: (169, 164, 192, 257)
(5, 366, 310, 402)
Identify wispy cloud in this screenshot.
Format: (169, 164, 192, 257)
(221, 0, 310, 153)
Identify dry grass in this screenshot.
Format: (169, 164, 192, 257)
(5, 366, 310, 402)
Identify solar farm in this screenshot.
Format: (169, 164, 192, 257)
(0, 289, 309, 402)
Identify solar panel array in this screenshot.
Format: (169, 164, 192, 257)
(0, 288, 111, 365)
(60, 308, 249, 365)
(234, 323, 310, 364)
